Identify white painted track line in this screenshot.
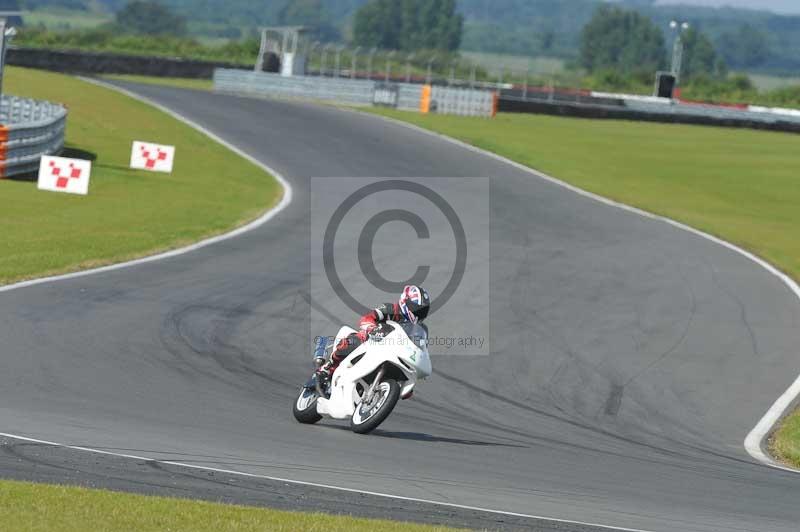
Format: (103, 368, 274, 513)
(0, 431, 656, 532)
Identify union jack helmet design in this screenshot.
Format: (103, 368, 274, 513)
(399, 285, 431, 323)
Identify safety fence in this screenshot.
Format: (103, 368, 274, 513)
(213, 69, 498, 118)
(0, 95, 67, 178)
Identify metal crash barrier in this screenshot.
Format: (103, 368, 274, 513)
(213, 69, 498, 118)
(0, 95, 67, 178)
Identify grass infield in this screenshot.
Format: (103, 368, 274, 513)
(771, 410, 800, 468)
(0, 479, 463, 532)
(0, 67, 281, 286)
(369, 108, 800, 281)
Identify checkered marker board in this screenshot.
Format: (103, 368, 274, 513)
(130, 141, 176, 173)
(37, 156, 92, 196)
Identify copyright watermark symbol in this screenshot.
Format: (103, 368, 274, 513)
(310, 177, 490, 356)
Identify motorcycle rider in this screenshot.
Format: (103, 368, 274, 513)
(316, 285, 431, 380)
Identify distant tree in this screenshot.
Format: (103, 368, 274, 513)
(539, 29, 555, 53)
(580, 6, 665, 75)
(716, 24, 769, 69)
(115, 1, 186, 36)
(352, 0, 392, 49)
(353, 0, 462, 51)
(278, 0, 341, 43)
(434, 0, 462, 51)
(680, 27, 725, 80)
(21, 0, 84, 10)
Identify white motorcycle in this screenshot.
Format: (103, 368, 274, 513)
(293, 320, 432, 434)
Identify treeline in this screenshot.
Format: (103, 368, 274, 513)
(13, 0, 800, 108)
(18, 0, 364, 39)
(353, 0, 461, 51)
(576, 6, 800, 107)
(459, 0, 800, 74)
(16, 27, 261, 64)
(580, 6, 727, 80)
(17, 0, 465, 53)
(19, 0, 800, 73)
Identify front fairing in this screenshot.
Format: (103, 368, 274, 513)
(395, 321, 432, 379)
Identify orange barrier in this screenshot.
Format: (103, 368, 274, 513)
(420, 85, 432, 114)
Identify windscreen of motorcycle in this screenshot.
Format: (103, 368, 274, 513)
(399, 322, 432, 378)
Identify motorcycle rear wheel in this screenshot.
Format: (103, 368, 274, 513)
(350, 379, 401, 434)
(293, 386, 323, 424)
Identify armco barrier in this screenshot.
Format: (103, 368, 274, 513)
(501, 93, 800, 134)
(0, 95, 67, 178)
(213, 69, 497, 117)
(624, 99, 800, 129)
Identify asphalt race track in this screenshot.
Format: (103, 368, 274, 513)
(2, 81, 800, 532)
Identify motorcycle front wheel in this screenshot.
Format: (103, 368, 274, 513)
(293, 386, 323, 424)
(350, 379, 401, 434)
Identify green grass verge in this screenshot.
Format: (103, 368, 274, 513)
(0, 479, 463, 532)
(21, 9, 113, 31)
(366, 108, 800, 465)
(102, 74, 213, 91)
(369, 109, 800, 279)
(771, 409, 800, 468)
(0, 67, 281, 285)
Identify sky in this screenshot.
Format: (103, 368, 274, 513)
(655, 0, 800, 14)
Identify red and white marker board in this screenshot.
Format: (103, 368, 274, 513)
(130, 141, 176, 173)
(37, 156, 92, 195)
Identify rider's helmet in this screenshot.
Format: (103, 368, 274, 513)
(399, 285, 431, 323)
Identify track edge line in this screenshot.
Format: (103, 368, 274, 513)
(0, 432, 655, 532)
(360, 109, 800, 473)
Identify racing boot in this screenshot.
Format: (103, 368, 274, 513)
(315, 359, 336, 383)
